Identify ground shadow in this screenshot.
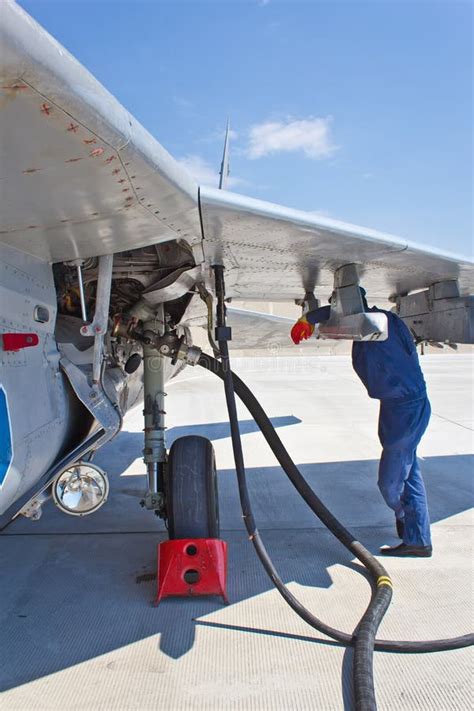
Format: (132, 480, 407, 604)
(99, 415, 302, 479)
(0, 450, 472, 697)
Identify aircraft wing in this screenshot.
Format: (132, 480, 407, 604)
(0, 1, 202, 263)
(199, 187, 473, 302)
(226, 307, 296, 351)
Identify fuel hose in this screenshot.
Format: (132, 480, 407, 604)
(205, 265, 473, 711)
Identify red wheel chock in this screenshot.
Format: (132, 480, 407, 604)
(156, 538, 228, 605)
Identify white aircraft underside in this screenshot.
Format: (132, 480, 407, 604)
(0, 1, 473, 525)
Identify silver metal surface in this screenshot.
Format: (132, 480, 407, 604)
(52, 462, 109, 516)
(0, 242, 83, 517)
(76, 263, 88, 322)
(81, 255, 114, 383)
(199, 187, 473, 301)
(218, 119, 231, 190)
(18, 491, 50, 521)
(142, 266, 202, 305)
(318, 312, 388, 341)
(225, 306, 298, 351)
(318, 270, 389, 341)
(396, 285, 474, 344)
(142, 306, 167, 509)
(60, 357, 121, 435)
(0, 1, 201, 262)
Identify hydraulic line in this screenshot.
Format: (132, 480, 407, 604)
(207, 264, 473, 710)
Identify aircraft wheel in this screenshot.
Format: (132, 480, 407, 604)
(166, 435, 219, 539)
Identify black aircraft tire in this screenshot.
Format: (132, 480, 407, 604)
(167, 435, 219, 539)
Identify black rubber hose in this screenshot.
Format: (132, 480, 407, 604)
(199, 351, 473, 655)
(211, 266, 388, 711)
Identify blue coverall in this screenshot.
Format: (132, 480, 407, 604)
(306, 304, 432, 547)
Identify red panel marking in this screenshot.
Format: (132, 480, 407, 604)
(90, 148, 105, 157)
(2, 84, 28, 91)
(105, 156, 117, 164)
(117, 179, 126, 184)
(67, 123, 79, 133)
(112, 168, 121, 175)
(22, 168, 40, 174)
(41, 103, 52, 116)
(122, 188, 130, 193)
(65, 158, 83, 163)
(2, 333, 39, 352)
(83, 138, 97, 145)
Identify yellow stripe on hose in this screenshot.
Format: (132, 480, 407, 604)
(377, 576, 393, 589)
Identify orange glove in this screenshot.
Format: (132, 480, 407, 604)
(290, 315, 315, 344)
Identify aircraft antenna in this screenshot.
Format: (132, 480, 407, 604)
(218, 118, 231, 190)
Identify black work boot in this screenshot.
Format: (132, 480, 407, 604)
(395, 517, 405, 539)
(380, 543, 433, 557)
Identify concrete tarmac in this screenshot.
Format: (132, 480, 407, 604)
(1, 355, 473, 710)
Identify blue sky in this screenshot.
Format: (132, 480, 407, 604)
(19, 0, 472, 255)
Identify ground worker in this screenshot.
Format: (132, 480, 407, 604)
(290, 288, 432, 557)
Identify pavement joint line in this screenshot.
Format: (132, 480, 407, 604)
(2, 523, 472, 537)
(431, 412, 474, 432)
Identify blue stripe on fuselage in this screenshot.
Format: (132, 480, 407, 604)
(0, 387, 13, 487)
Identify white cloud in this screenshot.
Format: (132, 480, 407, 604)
(247, 117, 338, 160)
(177, 154, 245, 188)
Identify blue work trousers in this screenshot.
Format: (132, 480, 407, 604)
(378, 396, 432, 546)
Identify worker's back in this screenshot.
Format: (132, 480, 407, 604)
(352, 308, 427, 402)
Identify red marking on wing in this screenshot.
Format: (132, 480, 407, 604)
(2, 84, 28, 91)
(22, 168, 40, 174)
(67, 123, 79, 133)
(41, 103, 52, 116)
(117, 179, 126, 184)
(105, 156, 117, 164)
(65, 158, 83, 163)
(112, 168, 121, 175)
(90, 148, 105, 157)
(122, 188, 130, 193)
(83, 138, 97, 145)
